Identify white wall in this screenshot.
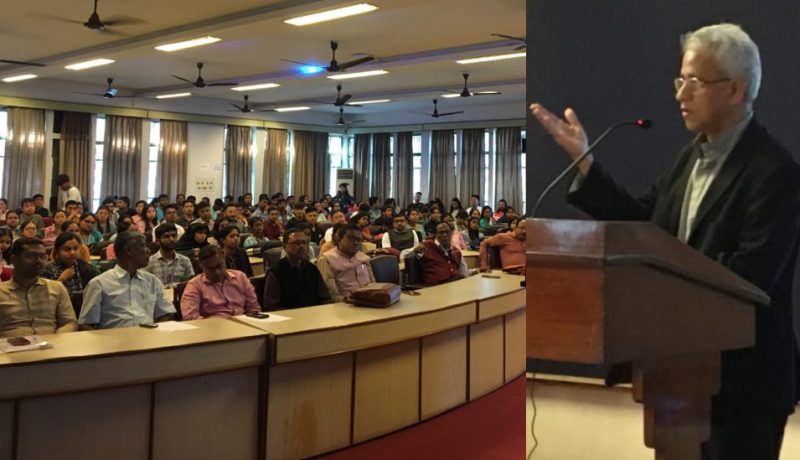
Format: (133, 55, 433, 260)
(186, 122, 225, 201)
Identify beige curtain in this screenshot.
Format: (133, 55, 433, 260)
(459, 128, 484, 202)
(101, 115, 143, 201)
(371, 133, 391, 201)
(59, 112, 93, 208)
(428, 129, 455, 203)
(3, 108, 46, 208)
(495, 127, 522, 211)
(225, 125, 252, 198)
(262, 128, 288, 195)
(291, 130, 328, 198)
(156, 120, 188, 199)
(353, 133, 371, 202)
(393, 132, 414, 209)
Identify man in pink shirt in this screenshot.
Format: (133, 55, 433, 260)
(180, 245, 261, 320)
(479, 219, 527, 274)
(317, 223, 375, 302)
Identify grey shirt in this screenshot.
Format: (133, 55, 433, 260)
(144, 251, 195, 287)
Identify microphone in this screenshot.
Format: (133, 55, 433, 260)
(530, 118, 652, 217)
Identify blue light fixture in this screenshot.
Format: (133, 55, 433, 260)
(300, 65, 325, 74)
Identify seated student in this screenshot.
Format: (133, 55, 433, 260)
(319, 222, 345, 256)
(153, 204, 185, 240)
(144, 223, 195, 288)
(19, 220, 38, 239)
(367, 196, 382, 223)
(64, 200, 81, 223)
(95, 206, 117, 240)
(0, 237, 77, 338)
(317, 223, 375, 302)
(33, 194, 50, 218)
(263, 206, 284, 241)
(78, 231, 176, 329)
(180, 245, 260, 320)
(42, 232, 99, 315)
(2, 209, 21, 240)
(116, 196, 137, 220)
(349, 211, 373, 242)
(244, 216, 268, 249)
(178, 200, 196, 229)
(176, 223, 209, 260)
(304, 206, 324, 245)
(404, 222, 473, 285)
(465, 217, 484, 250)
(263, 227, 331, 310)
(251, 194, 271, 220)
(42, 209, 67, 246)
(192, 201, 215, 231)
(20, 198, 44, 231)
(219, 203, 245, 233)
(77, 212, 103, 248)
(218, 225, 253, 277)
(407, 207, 425, 241)
(423, 206, 443, 236)
(373, 205, 395, 232)
(284, 203, 306, 230)
(321, 210, 346, 245)
(479, 206, 494, 229)
(53, 221, 92, 263)
(479, 219, 527, 273)
(381, 214, 419, 252)
(493, 199, 508, 221)
(0, 228, 13, 281)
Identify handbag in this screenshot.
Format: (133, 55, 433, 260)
(350, 283, 401, 308)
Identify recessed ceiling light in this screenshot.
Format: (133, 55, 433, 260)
(456, 52, 526, 65)
(64, 58, 115, 71)
(156, 92, 192, 99)
(232, 83, 281, 92)
(327, 70, 388, 80)
(285, 3, 378, 26)
(155, 36, 222, 52)
(347, 99, 391, 105)
(2, 74, 38, 83)
(440, 94, 461, 98)
(274, 106, 311, 112)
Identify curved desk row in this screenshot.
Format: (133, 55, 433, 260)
(0, 273, 525, 460)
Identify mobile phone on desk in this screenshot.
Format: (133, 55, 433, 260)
(481, 274, 501, 279)
(7, 337, 31, 346)
(139, 323, 159, 329)
(246, 312, 270, 319)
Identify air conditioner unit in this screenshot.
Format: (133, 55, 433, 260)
(336, 168, 354, 188)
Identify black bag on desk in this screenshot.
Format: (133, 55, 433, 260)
(350, 283, 401, 308)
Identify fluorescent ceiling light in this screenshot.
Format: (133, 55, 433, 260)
(348, 99, 391, 105)
(274, 106, 310, 112)
(327, 70, 388, 80)
(232, 83, 280, 92)
(155, 36, 222, 52)
(440, 94, 460, 98)
(2, 74, 38, 82)
(285, 3, 378, 26)
(156, 92, 192, 99)
(456, 52, 526, 65)
(64, 58, 115, 70)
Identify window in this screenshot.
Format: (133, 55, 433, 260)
(328, 133, 354, 196)
(92, 115, 106, 211)
(520, 129, 527, 214)
(147, 120, 160, 203)
(412, 133, 422, 196)
(0, 110, 7, 194)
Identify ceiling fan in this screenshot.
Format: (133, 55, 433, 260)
(171, 63, 238, 88)
(336, 107, 364, 127)
(228, 95, 273, 113)
(0, 59, 45, 67)
(447, 73, 502, 98)
(282, 41, 374, 73)
(313, 84, 361, 107)
(31, 0, 145, 34)
(491, 33, 527, 51)
(412, 99, 464, 118)
(73, 78, 133, 99)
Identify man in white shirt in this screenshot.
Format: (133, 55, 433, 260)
(57, 174, 82, 210)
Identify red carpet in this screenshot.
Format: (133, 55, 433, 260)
(316, 375, 525, 460)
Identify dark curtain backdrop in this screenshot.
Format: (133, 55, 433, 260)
(291, 130, 329, 198)
(495, 127, 522, 212)
(101, 115, 142, 201)
(263, 128, 288, 195)
(156, 120, 188, 199)
(428, 130, 455, 203)
(371, 133, 391, 201)
(459, 128, 484, 202)
(393, 132, 414, 208)
(59, 111, 93, 208)
(353, 133, 371, 202)
(225, 125, 252, 199)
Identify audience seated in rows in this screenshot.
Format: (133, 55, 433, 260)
(381, 214, 419, 252)
(153, 204, 185, 240)
(176, 222, 209, 260)
(244, 217, 268, 249)
(42, 232, 99, 315)
(78, 232, 176, 330)
(262, 206, 284, 240)
(217, 225, 253, 277)
(263, 227, 331, 311)
(180, 245, 260, 320)
(403, 222, 473, 286)
(317, 223, 375, 302)
(0, 237, 77, 338)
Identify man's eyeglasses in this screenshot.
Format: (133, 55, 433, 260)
(673, 76, 731, 92)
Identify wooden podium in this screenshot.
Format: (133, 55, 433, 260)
(525, 219, 768, 460)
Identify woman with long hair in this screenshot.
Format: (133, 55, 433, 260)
(176, 223, 209, 259)
(42, 232, 99, 316)
(0, 228, 13, 281)
(19, 220, 38, 239)
(43, 209, 67, 246)
(449, 197, 464, 219)
(218, 225, 253, 277)
(0, 198, 8, 221)
(137, 205, 158, 244)
(479, 206, 494, 229)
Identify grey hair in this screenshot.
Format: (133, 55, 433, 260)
(681, 23, 761, 106)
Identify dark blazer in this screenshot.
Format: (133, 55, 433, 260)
(567, 119, 800, 417)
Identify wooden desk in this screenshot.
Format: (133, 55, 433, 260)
(250, 256, 264, 276)
(0, 274, 525, 460)
(462, 249, 480, 268)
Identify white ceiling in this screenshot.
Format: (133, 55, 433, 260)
(0, 0, 526, 127)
